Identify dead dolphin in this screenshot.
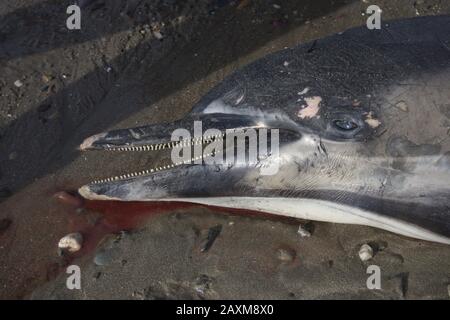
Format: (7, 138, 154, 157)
(79, 16, 450, 244)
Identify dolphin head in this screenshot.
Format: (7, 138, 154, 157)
(78, 16, 450, 244)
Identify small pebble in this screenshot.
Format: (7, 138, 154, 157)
(273, 4, 281, 9)
(277, 248, 296, 262)
(283, 61, 289, 67)
(41, 74, 53, 83)
(58, 232, 83, 253)
(14, 80, 23, 87)
(94, 249, 117, 266)
(395, 101, 409, 112)
(153, 31, 163, 40)
(297, 224, 311, 237)
(358, 244, 374, 261)
(201, 225, 222, 252)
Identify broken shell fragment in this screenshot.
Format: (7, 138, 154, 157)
(58, 232, 83, 253)
(358, 244, 374, 261)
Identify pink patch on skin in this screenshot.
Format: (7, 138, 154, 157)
(297, 96, 322, 119)
(79, 132, 107, 150)
(365, 111, 381, 128)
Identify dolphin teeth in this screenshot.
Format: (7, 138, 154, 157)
(90, 132, 230, 184)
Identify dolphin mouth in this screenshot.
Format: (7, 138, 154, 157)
(78, 112, 301, 201)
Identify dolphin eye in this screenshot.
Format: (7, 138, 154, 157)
(333, 119, 358, 131)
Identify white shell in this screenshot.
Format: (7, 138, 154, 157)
(58, 233, 83, 253)
(358, 244, 374, 261)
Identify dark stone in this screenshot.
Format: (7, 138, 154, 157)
(200, 224, 222, 252)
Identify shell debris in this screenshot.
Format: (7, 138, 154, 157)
(58, 232, 83, 253)
(358, 243, 374, 261)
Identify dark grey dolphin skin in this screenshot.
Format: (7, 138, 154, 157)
(79, 16, 450, 244)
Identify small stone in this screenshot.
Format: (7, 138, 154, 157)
(276, 248, 296, 262)
(297, 224, 311, 237)
(58, 232, 83, 253)
(8, 152, 17, 160)
(153, 31, 163, 40)
(14, 80, 23, 87)
(194, 274, 213, 297)
(358, 244, 374, 261)
(395, 101, 409, 112)
(41, 74, 53, 83)
(273, 4, 281, 9)
(94, 248, 120, 266)
(283, 61, 289, 67)
(200, 225, 222, 252)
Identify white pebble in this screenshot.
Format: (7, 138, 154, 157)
(283, 61, 290, 67)
(14, 80, 23, 87)
(297, 225, 311, 237)
(358, 244, 374, 261)
(153, 31, 163, 39)
(58, 233, 83, 253)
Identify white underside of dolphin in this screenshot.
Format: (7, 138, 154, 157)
(161, 197, 450, 245)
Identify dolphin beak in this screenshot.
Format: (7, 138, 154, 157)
(78, 113, 300, 201)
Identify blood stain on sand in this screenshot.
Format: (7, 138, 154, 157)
(54, 191, 193, 260)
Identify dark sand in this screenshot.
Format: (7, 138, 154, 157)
(0, 0, 449, 299)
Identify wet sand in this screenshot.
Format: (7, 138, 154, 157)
(0, 0, 449, 299)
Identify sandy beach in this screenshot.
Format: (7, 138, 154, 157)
(0, 0, 449, 299)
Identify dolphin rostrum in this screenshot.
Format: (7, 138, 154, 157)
(78, 16, 450, 244)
